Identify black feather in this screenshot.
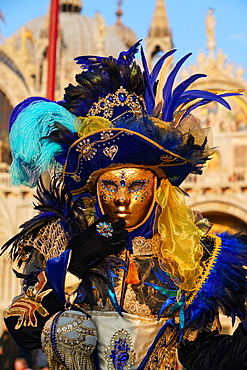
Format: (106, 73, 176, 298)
(0, 178, 87, 264)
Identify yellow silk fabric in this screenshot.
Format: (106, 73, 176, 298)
(155, 179, 203, 291)
(75, 116, 113, 136)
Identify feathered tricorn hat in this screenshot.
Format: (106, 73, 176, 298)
(9, 40, 241, 191)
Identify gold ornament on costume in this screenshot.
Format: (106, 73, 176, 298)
(18, 220, 68, 264)
(5, 271, 51, 329)
(87, 86, 145, 120)
(103, 145, 119, 160)
(132, 236, 153, 256)
(76, 138, 97, 161)
(41, 310, 97, 370)
(186, 234, 222, 306)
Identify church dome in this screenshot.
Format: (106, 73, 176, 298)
(2, 1, 138, 100)
(10, 2, 132, 61)
(59, 0, 83, 13)
(108, 3, 137, 49)
(109, 22, 137, 49)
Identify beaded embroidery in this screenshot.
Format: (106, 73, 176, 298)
(41, 310, 97, 370)
(18, 220, 68, 263)
(103, 145, 119, 160)
(87, 87, 145, 120)
(76, 138, 97, 160)
(103, 328, 136, 369)
(96, 221, 114, 238)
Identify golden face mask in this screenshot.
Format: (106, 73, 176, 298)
(97, 168, 157, 230)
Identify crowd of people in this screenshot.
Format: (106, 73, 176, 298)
(0, 321, 48, 370)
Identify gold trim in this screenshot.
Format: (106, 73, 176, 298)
(64, 128, 191, 161)
(186, 234, 222, 307)
(5, 271, 52, 329)
(87, 86, 145, 120)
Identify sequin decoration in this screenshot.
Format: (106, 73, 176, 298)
(101, 131, 114, 140)
(103, 145, 118, 160)
(76, 139, 97, 161)
(5, 271, 52, 329)
(96, 222, 114, 237)
(132, 236, 153, 256)
(41, 310, 97, 370)
(103, 329, 136, 370)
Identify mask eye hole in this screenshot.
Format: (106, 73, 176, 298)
(128, 180, 146, 192)
(101, 180, 118, 192)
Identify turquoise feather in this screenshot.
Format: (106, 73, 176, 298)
(10, 100, 76, 187)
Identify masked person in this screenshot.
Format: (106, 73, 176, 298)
(2, 41, 247, 370)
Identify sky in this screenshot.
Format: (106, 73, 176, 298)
(0, 0, 247, 78)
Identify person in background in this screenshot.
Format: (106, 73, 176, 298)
(14, 358, 33, 370)
(0, 321, 20, 370)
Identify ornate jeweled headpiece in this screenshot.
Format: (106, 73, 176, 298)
(87, 86, 145, 120)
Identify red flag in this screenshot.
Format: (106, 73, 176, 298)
(46, 0, 59, 101)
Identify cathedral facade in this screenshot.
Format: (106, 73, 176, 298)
(0, 0, 247, 326)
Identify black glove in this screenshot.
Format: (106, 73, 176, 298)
(67, 214, 128, 278)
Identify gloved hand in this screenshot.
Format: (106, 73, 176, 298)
(67, 214, 128, 278)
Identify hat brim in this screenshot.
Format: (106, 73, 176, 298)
(63, 128, 193, 194)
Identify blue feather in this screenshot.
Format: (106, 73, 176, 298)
(172, 74, 207, 100)
(107, 283, 122, 316)
(149, 49, 177, 100)
(152, 266, 179, 289)
(179, 303, 186, 331)
(140, 46, 155, 114)
(184, 232, 247, 331)
(9, 97, 50, 131)
(158, 297, 177, 320)
(75, 40, 141, 70)
(162, 53, 192, 120)
(178, 90, 231, 110)
(175, 92, 242, 119)
(117, 39, 142, 66)
(175, 91, 241, 119)
(164, 74, 207, 121)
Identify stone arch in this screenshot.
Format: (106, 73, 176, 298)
(146, 39, 172, 69)
(0, 61, 29, 107)
(191, 200, 247, 232)
(0, 90, 13, 164)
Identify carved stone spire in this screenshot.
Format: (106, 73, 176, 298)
(148, 0, 170, 37)
(205, 8, 216, 58)
(145, 0, 173, 68)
